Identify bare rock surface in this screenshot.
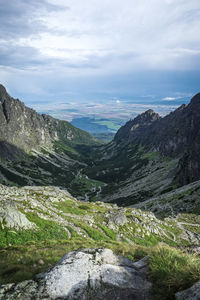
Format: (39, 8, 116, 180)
(0, 204, 36, 230)
(0, 248, 153, 300)
(175, 281, 200, 300)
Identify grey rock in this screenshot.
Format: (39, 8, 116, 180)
(0, 205, 36, 230)
(108, 211, 128, 226)
(132, 256, 149, 270)
(0, 280, 46, 300)
(0, 248, 153, 300)
(175, 281, 200, 300)
(115, 109, 160, 144)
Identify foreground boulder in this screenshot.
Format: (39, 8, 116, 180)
(175, 280, 200, 300)
(0, 248, 153, 300)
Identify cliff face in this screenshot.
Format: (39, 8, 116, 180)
(115, 94, 200, 158)
(114, 93, 200, 185)
(84, 93, 200, 206)
(145, 95, 200, 158)
(172, 94, 200, 184)
(0, 84, 94, 159)
(114, 109, 161, 143)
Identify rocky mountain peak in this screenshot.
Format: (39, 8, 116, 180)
(114, 109, 160, 143)
(0, 84, 10, 102)
(188, 93, 200, 107)
(176, 104, 187, 111)
(144, 109, 156, 115)
(135, 109, 160, 123)
(0, 84, 7, 93)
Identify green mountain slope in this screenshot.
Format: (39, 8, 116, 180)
(0, 84, 103, 198)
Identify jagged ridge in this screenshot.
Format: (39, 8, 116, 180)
(0, 84, 95, 159)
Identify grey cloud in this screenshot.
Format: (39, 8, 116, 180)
(0, 0, 200, 104)
(0, 44, 43, 68)
(0, 0, 69, 39)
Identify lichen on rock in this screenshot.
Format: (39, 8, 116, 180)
(0, 248, 153, 300)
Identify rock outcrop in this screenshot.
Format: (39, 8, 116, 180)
(0, 204, 36, 230)
(0, 248, 153, 300)
(175, 280, 200, 300)
(1, 184, 199, 249)
(114, 95, 200, 158)
(114, 109, 161, 144)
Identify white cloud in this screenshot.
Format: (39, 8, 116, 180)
(163, 97, 177, 101)
(1, 0, 200, 72)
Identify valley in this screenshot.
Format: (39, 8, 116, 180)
(0, 84, 200, 299)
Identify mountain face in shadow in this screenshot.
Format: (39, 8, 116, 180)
(114, 93, 200, 184)
(83, 93, 200, 210)
(0, 84, 98, 197)
(0, 84, 95, 159)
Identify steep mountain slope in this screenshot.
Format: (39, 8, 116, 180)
(115, 94, 200, 185)
(85, 93, 200, 208)
(134, 179, 200, 217)
(114, 109, 161, 143)
(0, 84, 95, 159)
(0, 84, 103, 197)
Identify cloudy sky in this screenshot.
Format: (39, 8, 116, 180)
(0, 0, 200, 107)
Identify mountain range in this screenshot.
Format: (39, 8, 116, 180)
(0, 84, 200, 299)
(1, 84, 200, 212)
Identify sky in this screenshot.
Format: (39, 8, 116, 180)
(0, 0, 200, 113)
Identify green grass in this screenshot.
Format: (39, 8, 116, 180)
(98, 224, 117, 240)
(142, 151, 160, 160)
(66, 226, 80, 238)
(53, 201, 89, 215)
(149, 246, 200, 300)
(70, 175, 104, 198)
(0, 239, 135, 285)
(72, 220, 108, 241)
(0, 241, 200, 300)
(177, 213, 200, 224)
(53, 140, 80, 156)
(182, 224, 200, 234)
(0, 214, 68, 247)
